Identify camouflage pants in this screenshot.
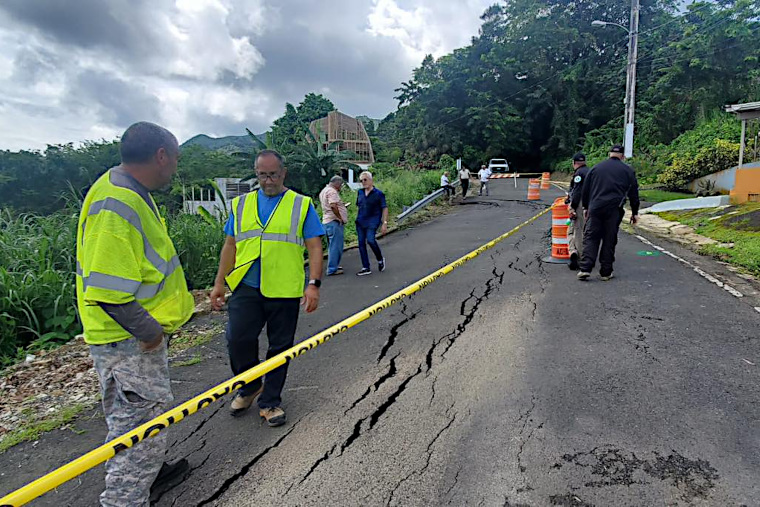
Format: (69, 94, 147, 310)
(90, 338, 173, 507)
(567, 208, 585, 258)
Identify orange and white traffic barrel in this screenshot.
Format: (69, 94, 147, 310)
(541, 172, 551, 190)
(550, 197, 570, 260)
(527, 178, 541, 200)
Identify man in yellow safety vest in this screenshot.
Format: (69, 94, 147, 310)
(210, 150, 324, 426)
(76, 122, 194, 506)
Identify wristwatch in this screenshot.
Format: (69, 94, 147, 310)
(308, 279, 322, 288)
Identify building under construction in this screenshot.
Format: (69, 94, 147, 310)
(309, 111, 375, 165)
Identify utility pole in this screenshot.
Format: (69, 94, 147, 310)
(623, 0, 640, 158)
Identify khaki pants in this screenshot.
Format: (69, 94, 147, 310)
(567, 208, 585, 258)
(90, 338, 172, 507)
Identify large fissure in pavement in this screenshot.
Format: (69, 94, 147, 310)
(292, 267, 506, 492)
(195, 420, 301, 506)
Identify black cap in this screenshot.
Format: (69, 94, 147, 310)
(610, 144, 625, 154)
(572, 152, 586, 162)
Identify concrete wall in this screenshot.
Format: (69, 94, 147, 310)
(687, 161, 760, 194)
(730, 162, 760, 203)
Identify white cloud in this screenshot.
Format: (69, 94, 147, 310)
(0, 0, 492, 151)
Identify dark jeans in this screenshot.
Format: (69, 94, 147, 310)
(579, 207, 620, 276)
(442, 185, 454, 197)
(225, 284, 299, 408)
(460, 179, 469, 197)
(356, 222, 383, 270)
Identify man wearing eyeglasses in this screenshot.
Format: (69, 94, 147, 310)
(355, 171, 388, 276)
(209, 150, 324, 427)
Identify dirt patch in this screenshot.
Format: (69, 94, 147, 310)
(0, 290, 221, 451)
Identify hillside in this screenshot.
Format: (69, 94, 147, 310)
(181, 133, 265, 151)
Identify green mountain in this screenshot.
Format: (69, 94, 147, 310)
(181, 133, 266, 152)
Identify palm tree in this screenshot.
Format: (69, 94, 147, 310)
(286, 126, 361, 196)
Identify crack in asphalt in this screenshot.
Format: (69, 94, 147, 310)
(344, 351, 401, 416)
(293, 270, 504, 493)
(439, 267, 505, 361)
(195, 420, 301, 506)
(386, 404, 457, 506)
(515, 397, 537, 474)
(444, 466, 461, 501)
(378, 312, 418, 363)
(170, 405, 224, 449)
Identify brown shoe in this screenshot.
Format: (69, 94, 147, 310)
(259, 406, 286, 427)
(229, 385, 263, 417)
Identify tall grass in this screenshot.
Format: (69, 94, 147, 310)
(0, 209, 80, 363)
(168, 213, 225, 290)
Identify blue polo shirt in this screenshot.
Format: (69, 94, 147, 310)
(224, 189, 324, 288)
(356, 187, 387, 228)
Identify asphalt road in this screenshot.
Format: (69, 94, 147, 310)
(1, 179, 758, 506)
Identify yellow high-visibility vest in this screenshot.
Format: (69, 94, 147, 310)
(76, 168, 194, 345)
(225, 189, 309, 297)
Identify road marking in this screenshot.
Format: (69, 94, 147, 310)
(0, 207, 552, 507)
(634, 234, 745, 299)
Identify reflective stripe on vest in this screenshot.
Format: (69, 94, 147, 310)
(235, 193, 305, 247)
(77, 255, 182, 299)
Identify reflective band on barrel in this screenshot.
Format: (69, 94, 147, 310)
(87, 198, 173, 278)
(552, 219, 568, 226)
(552, 238, 569, 244)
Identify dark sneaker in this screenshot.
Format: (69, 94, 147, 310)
(229, 385, 264, 417)
(149, 459, 190, 503)
(600, 273, 615, 281)
(568, 252, 579, 270)
(577, 271, 591, 281)
(259, 406, 286, 427)
(378, 257, 386, 272)
(326, 269, 344, 276)
(357, 268, 372, 276)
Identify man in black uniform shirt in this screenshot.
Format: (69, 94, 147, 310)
(566, 152, 590, 270)
(578, 145, 640, 281)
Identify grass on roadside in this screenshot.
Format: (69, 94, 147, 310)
(639, 189, 693, 203)
(0, 403, 86, 453)
(173, 352, 203, 367)
(655, 203, 760, 276)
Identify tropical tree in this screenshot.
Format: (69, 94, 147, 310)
(286, 127, 360, 196)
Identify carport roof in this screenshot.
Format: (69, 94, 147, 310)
(724, 101, 760, 120)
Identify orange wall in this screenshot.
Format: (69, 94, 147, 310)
(730, 167, 760, 203)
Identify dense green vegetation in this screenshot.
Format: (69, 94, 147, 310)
(374, 0, 759, 180)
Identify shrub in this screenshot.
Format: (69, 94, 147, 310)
(657, 139, 740, 190)
(168, 213, 225, 290)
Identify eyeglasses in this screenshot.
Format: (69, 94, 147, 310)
(257, 172, 281, 181)
(360, 178, 369, 182)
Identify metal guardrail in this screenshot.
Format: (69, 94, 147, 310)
(396, 180, 461, 222)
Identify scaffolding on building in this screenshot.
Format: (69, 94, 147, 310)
(309, 111, 375, 165)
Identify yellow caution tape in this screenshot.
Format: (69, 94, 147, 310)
(0, 206, 550, 506)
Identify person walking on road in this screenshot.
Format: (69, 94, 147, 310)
(355, 171, 388, 276)
(210, 150, 324, 426)
(478, 165, 490, 196)
(459, 165, 471, 198)
(440, 170, 455, 198)
(76, 121, 195, 507)
(320, 175, 348, 276)
(578, 145, 640, 281)
(567, 152, 590, 270)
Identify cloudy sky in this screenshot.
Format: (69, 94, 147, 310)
(0, 0, 493, 150)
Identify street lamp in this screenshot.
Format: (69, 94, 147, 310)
(592, 0, 640, 159)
